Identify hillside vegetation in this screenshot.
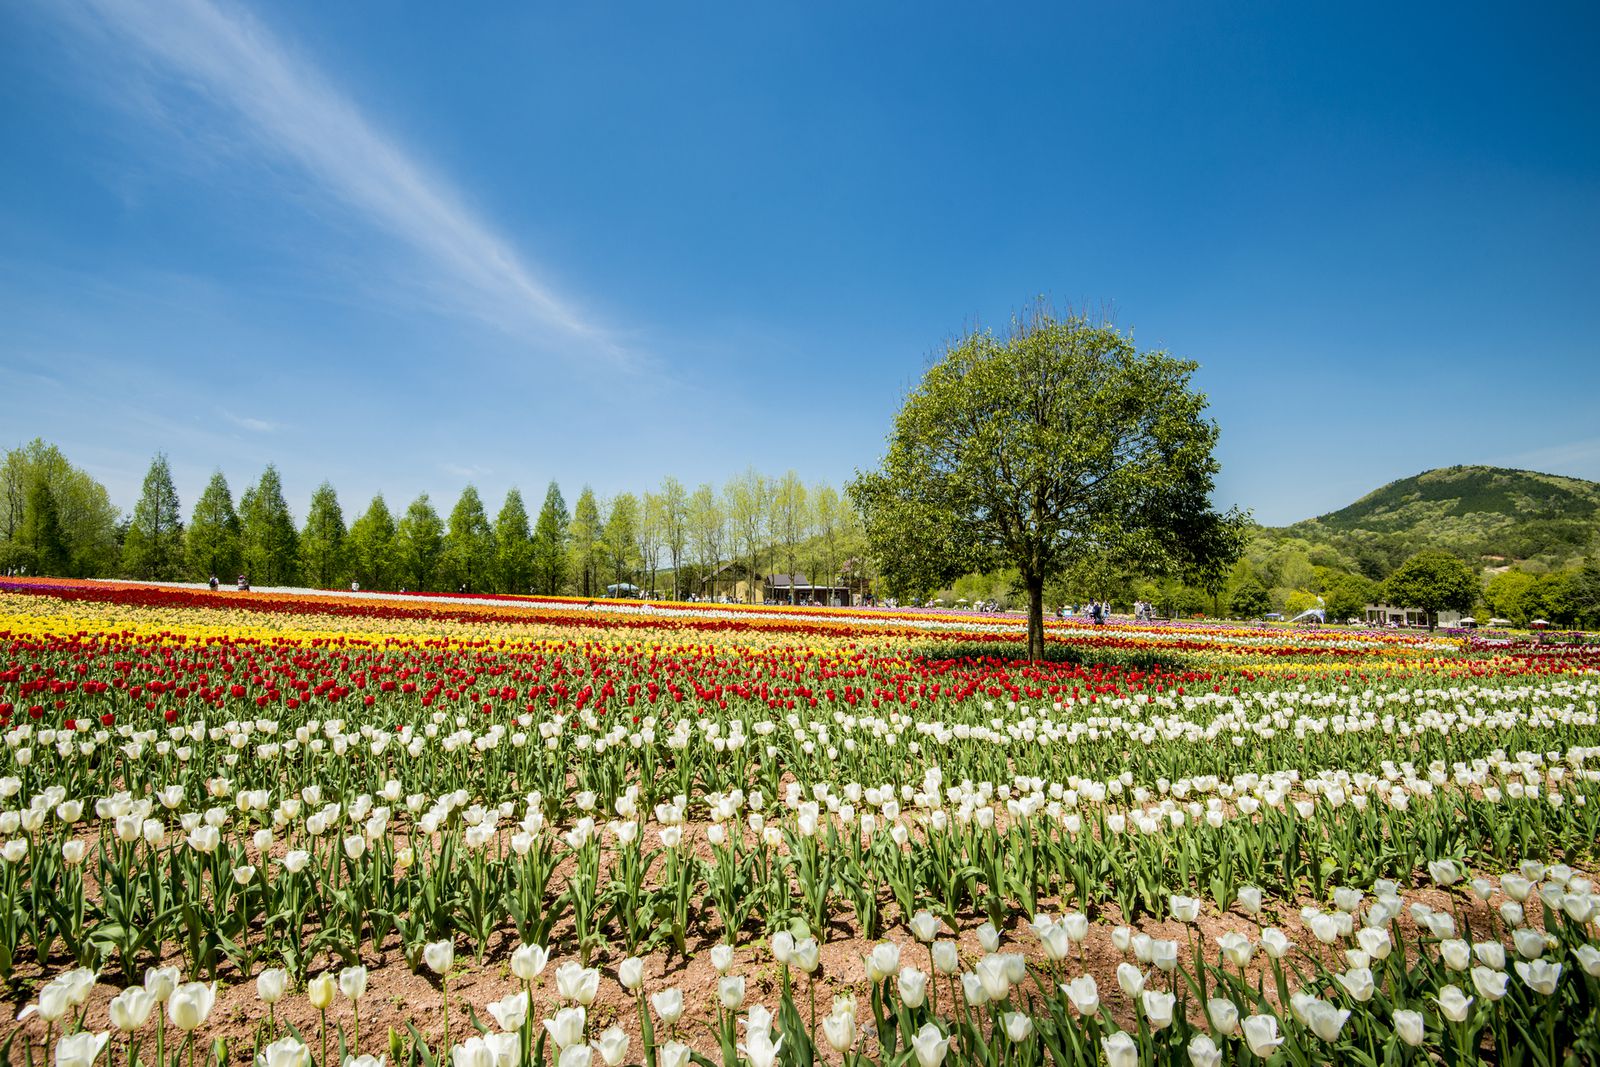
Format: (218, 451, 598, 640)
(1278, 466, 1600, 575)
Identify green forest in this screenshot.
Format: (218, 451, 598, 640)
(0, 439, 870, 602)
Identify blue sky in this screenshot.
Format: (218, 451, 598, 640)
(2, 1, 1597, 526)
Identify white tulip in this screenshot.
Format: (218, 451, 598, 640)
(593, 1025, 628, 1067)
(1516, 959, 1562, 996)
(144, 966, 180, 1003)
(555, 962, 600, 1005)
(109, 986, 158, 1031)
(510, 942, 549, 980)
(1437, 985, 1473, 1023)
(424, 940, 455, 975)
(710, 944, 734, 974)
(1206, 997, 1238, 1036)
(542, 1005, 587, 1049)
(1142, 989, 1176, 1030)
(865, 942, 901, 982)
(167, 981, 217, 1031)
(308, 973, 337, 1011)
(1062, 974, 1099, 1014)
(1101, 1030, 1138, 1067)
(911, 1023, 951, 1067)
(1241, 1015, 1284, 1058)
(339, 965, 368, 1001)
(257, 968, 289, 1005)
(55, 1031, 111, 1067)
(256, 1036, 310, 1067)
(651, 987, 684, 1024)
(1188, 1034, 1222, 1067)
(1394, 1008, 1426, 1045)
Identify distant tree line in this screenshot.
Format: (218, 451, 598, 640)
(960, 528, 1600, 629)
(0, 441, 869, 602)
(5, 438, 1595, 627)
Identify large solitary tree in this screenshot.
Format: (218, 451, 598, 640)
(1383, 549, 1478, 629)
(849, 309, 1246, 659)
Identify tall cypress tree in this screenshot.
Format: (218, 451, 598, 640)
(123, 453, 184, 580)
(20, 477, 70, 576)
(299, 481, 349, 588)
(494, 488, 533, 594)
(569, 487, 603, 597)
(187, 471, 242, 581)
(347, 495, 397, 590)
(441, 486, 495, 593)
(395, 494, 444, 591)
(530, 482, 570, 595)
(239, 465, 298, 585)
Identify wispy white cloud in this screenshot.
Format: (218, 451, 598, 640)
(58, 0, 630, 366)
(220, 410, 280, 434)
(439, 462, 491, 481)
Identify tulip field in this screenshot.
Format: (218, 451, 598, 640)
(2, 578, 1599, 1067)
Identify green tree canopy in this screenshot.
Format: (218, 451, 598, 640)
(603, 493, 641, 591)
(849, 309, 1246, 658)
(347, 495, 398, 590)
(658, 476, 690, 600)
(1382, 549, 1479, 628)
(239, 466, 299, 585)
(725, 469, 767, 603)
(1229, 572, 1273, 617)
(396, 494, 444, 591)
(688, 483, 726, 595)
(19, 476, 70, 576)
(530, 482, 570, 595)
(1322, 571, 1379, 623)
(1484, 569, 1539, 625)
(123, 453, 185, 580)
(1562, 555, 1600, 628)
(0, 440, 120, 576)
(441, 486, 495, 592)
(187, 471, 242, 581)
(299, 482, 350, 588)
(569, 487, 603, 597)
(494, 487, 533, 594)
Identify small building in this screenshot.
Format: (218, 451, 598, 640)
(700, 561, 761, 603)
(763, 573, 855, 607)
(1363, 603, 1462, 628)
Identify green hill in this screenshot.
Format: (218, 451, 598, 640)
(1274, 466, 1600, 576)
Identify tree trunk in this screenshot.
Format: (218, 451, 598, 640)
(1026, 572, 1046, 661)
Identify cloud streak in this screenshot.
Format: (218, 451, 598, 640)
(64, 0, 627, 364)
(220, 410, 280, 434)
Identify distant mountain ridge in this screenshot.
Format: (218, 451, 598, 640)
(1279, 466, 1600, 569)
